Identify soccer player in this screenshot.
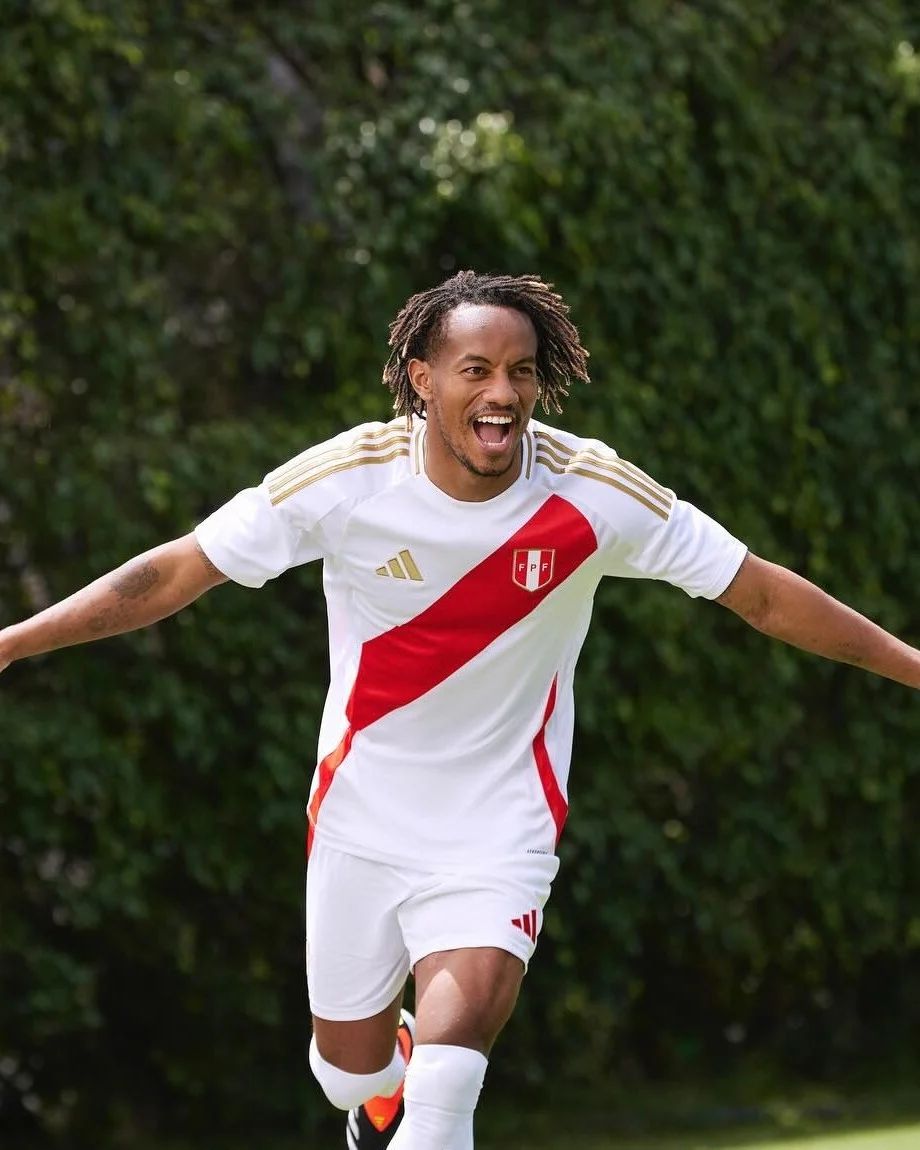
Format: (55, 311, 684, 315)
(1, 271, 918, 1150)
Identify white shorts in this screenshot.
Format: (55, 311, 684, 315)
(306, 840, 560, 1021)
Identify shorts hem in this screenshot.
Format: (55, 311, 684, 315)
(308, 990, 407, 1023)
(410, 934, 535, 972)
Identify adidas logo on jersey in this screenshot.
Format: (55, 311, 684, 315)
(376, 549, 423, 581)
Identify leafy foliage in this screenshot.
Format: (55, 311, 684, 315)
(1, 0, 919, 1142)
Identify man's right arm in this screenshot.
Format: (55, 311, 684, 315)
(0, 532, 228, 673)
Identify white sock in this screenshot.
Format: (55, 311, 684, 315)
(388, 1044, 488, 1150)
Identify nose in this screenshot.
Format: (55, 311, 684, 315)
(484, 370, 517, 407)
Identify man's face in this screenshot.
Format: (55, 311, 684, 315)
(408, 304, 540, 501)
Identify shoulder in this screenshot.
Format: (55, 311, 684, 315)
(265, 418, 415, 508)
(530, 420, 674, 523)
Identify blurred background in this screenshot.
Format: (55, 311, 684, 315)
(2, 2, 920, 1147)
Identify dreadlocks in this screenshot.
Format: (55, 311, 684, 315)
(382, 270, 590, 419)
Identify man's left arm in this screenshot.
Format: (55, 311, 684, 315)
(716, 553, 920, 689)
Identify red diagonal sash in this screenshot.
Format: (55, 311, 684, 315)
(307, 494, 597, 853)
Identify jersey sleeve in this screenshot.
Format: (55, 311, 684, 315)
(605, 496, 748, 600)
(194, 481, 325, 588)
(193, 419, 412, 588)
(538, 430, 746, 599)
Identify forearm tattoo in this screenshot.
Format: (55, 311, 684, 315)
(112, 560, 160, 600)
(82, 559, 162, 635)
(195, 541, 222, 579)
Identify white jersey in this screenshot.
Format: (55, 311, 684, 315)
(195, 417, 747, 868)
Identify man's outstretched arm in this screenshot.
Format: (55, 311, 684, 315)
(716, 552, 920, 689)
(0, 533, 227, 673)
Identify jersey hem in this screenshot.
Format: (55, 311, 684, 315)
(699, 540, 748, 600)
(193, 524, 264, 589)
(309, 825, 559, 874)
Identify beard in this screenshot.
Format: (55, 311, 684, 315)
(425, 402, 518, 478)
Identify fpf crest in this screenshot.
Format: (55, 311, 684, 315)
(512, 549, 556, 592)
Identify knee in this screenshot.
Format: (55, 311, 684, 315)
(435, 981, 521, 1053)
(405, 1044, 487, 1103)
(415, 949, 523, 1053)
(309, 1036, 403, 1110)
(470, 985, 520, 1050)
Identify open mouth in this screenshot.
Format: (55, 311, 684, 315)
(472, 414, 514, 449)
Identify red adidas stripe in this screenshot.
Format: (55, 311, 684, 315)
(533, 676, 568, 845)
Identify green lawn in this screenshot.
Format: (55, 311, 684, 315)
(131, 1112, 920, 1150)
(736, 1128, 920, 1150)
(479, 1122, 920, 1149)
(473, 1084, 920, 1150)
(131, 1084, 920, 1150)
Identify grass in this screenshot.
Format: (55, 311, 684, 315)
(737, 1128, 920, 1149)
(125, 1116, 920, 1150)
(109, 1079, 920, 1150)
(169, 1113, 920, 1150)
(472, 1080, 920, 1150)
(477, 1121, 920, 1149)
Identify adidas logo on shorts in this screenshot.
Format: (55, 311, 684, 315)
(511, 908, 539, 941)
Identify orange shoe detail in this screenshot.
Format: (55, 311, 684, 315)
(395, 1021, 413, 1066)
(361, 1015, 414, 1132)
(363, 1082, 403, 1132)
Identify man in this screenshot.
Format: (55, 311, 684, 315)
(1, 271, 918, 1150)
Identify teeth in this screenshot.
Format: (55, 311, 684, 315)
(476, 415, 513, 424)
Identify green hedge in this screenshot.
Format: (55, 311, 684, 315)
(1, 1, 919, 1142)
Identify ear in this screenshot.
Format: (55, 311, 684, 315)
(407, 358, 433, 405)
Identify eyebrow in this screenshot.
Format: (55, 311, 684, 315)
(454, 353, 537, 367)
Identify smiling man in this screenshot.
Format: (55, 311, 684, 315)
(1, 271, 918, 1150)
(405, 302, 539, 498)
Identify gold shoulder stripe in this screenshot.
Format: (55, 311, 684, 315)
(269, 429, 409, 499)
(534, 429, 582, 460)
(535, 430, 672, 505)
(572, 455, 672, 512)
(612, 456, 672, 501)
(534, 451, 565, 476)
(269, 446, 410, 505)
(270, 425, 408, 488)
(535, 452, 670, 521)
(533, 436, 583, 474)
(535, 438, 671, 514)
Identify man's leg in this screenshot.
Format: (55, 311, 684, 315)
(306, 841, 414, 1145)
(312, 993, 405, 1075)
(307, 845, 553, 1146)
(387, 945, 525, 1150)
(311, 996, 416, 1148)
